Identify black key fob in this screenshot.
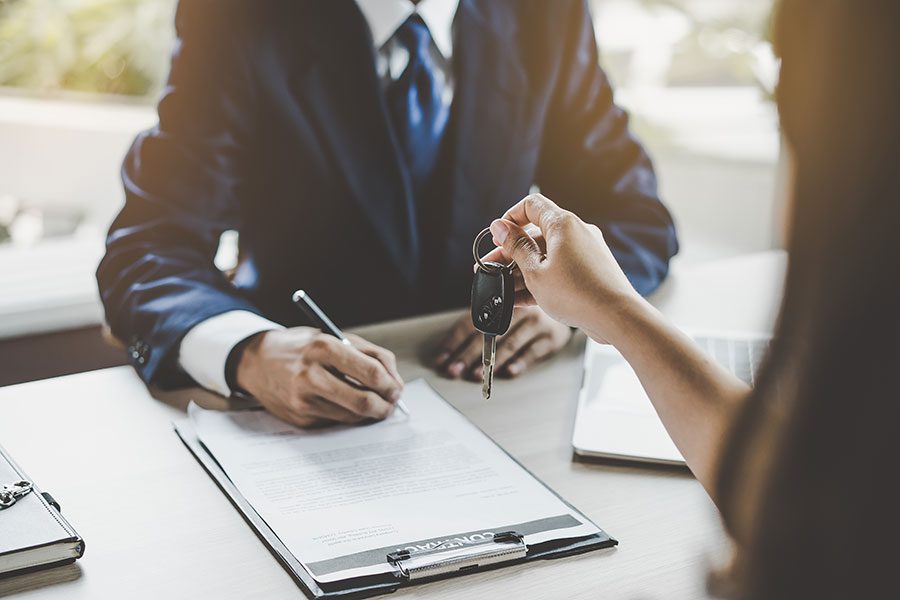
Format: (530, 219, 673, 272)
(471, 262, 515, 336)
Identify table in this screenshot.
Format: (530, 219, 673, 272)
(0, 251, 786, 600)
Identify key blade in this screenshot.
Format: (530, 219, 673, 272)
(482, 336, 496, 400)
(482, 362, 493, 400)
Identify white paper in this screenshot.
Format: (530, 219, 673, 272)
(189, 379, 600, 582)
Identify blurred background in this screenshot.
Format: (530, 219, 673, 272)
(0, 0, 779, 385)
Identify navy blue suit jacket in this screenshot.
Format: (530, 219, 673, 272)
(97, 0, 678, 388)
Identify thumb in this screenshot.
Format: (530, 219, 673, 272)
(489, 219, 542, 271)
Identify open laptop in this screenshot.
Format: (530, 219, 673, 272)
(572, 331, 772, 466)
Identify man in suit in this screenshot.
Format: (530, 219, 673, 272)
(97, 0, 678, 426)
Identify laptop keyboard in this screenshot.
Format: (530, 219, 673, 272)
(694, 336, 770, 386)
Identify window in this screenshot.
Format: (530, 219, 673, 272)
(0, 0, 176, 98)
(0, 0, 176, 248)
(0, 0, 780, 337)
(0, 0, 176, 337)
(591, 0, 781, 260)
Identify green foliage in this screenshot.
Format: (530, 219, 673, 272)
(0, 0, 176, 98)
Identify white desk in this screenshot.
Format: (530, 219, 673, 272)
(0, 251, 786, 599)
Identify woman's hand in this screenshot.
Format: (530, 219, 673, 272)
(483, 194, 642, 344)
(485, 194, 753, 495)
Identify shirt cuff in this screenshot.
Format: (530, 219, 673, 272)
(177, 311, 284, 397)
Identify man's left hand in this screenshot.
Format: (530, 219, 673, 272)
(433, 307, 573, 380)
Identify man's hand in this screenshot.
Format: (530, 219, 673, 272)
(236, 328, 404, 428)
(433, 307, 572, 380)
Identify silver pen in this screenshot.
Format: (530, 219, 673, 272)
(292, 290, 410, 416)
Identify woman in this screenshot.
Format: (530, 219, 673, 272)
(482, 1, 900, 597)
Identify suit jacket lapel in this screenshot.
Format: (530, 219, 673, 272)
(447, 0, 528, 257)
(291, 1, 419, 283)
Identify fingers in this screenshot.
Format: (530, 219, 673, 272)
(523, 224, 547, 253)
(260, 397, 321, 429)
(245, 330, 404, 428)
(511, 268, 528, 292)
(492, 310, 572, 378)
(268, 368, 393, 428)
(502, 193, 567, 233)
(480, 229, 545, 267)
(272, 395, 368, 428)
(270, 362, 396, 427)
(500, 194, 579, 258)
(433, 317, 476, 369)
(443, 329, 483, 379)
(306, 335, 402, 403)
(307, 365, 396, 420)
(259, 384, 366, 429)
(305, 394, 382, 423)
(346, 334, 404, 387)
(473, 251, 536, 308)
(500, 334, 561, 378)
(478, 246, 512, 268)
(489, 218, 544, 271)
(490, 314, 538, 377)
(514, 289, 538, 308)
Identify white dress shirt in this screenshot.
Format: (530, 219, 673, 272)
(177, 0, 460, 397)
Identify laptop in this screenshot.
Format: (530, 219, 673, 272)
(572, 331, 772, 466)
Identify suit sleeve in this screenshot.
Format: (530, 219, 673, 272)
(536, 0, 679, 296)
(96, 0, 264, 388)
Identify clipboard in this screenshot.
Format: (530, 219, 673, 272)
(174, 386, 617, 598)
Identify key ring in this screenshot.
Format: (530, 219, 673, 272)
(473, 228, 517, 273)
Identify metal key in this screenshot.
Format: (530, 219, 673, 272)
(471, 261, 515, 399)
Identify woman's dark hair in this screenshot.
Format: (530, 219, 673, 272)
(716, 1, 900, 597)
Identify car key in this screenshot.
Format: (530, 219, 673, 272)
(471, 261, 515, 399)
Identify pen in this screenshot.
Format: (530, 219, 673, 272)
(292, 290, 410, 416)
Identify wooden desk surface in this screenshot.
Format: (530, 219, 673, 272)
(0, 251, 786, 600)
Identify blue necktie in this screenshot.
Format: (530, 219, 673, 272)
(387, 15, 450, 198)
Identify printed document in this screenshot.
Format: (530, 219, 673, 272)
(189, 379, 600, 582)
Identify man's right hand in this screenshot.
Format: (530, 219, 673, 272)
(235, 328, 404, 428)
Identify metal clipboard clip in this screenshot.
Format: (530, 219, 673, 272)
(0, 480, 33, 510)
(386, 531, 527, 581)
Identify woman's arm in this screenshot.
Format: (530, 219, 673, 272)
(486, 194, 750, 499)
(596, 298, 750, 496)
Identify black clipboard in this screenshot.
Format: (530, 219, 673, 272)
(174, 385, 617, 598)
